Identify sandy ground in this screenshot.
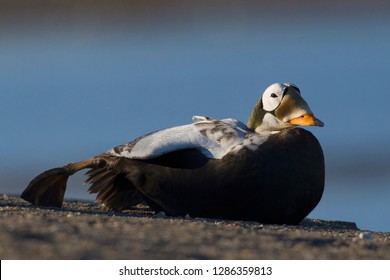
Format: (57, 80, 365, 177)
(0, 195, 389, 260)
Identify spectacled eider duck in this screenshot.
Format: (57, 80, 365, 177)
(21, 83, 325, 225)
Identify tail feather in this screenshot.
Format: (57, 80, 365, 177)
(88, 175, 116, 195)
(86, 163, 144, 211)
(84, 167, 112, 184)
(94, 181, 117, 201)
(85, 169, 116, 193)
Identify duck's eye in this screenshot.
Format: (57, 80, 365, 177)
(262, 83, 285, 111)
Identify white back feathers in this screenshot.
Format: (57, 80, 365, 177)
(108, 116, 270, 160)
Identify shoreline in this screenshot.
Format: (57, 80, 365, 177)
(1, 195, 389, 259)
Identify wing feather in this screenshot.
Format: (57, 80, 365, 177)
(108, 116, 268, 160)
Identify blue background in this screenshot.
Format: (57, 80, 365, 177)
(1, 1, 389, 231)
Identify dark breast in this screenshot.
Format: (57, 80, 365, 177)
(103, 128, 325, 225)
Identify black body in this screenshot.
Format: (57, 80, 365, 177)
(85, 127, 325, 224)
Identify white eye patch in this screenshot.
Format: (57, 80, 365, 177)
(262, 83, 286, 112)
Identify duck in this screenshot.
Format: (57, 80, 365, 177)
(21, 83, 325, 225)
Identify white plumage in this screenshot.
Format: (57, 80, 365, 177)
(108, 115, 270, 160)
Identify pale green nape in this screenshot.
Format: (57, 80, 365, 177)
(247, 98, 265, 130)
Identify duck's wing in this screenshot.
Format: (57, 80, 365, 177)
(108, 116, 267, 160)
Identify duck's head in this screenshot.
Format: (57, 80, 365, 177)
(247, 83, 324, 133)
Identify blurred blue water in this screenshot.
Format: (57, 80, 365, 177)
(1, 16, 389, 231)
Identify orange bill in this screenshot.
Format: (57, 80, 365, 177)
(288, 114, 324, 127)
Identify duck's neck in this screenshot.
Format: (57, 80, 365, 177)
(247, 99, 265, 131)
(247, 99, 290, 134)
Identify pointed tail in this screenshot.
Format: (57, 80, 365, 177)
(21, 156, 105, 208)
